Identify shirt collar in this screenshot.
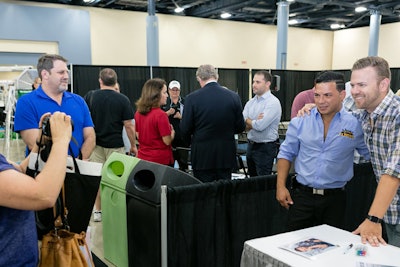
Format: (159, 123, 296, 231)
(36, 85, 70, 100)
(256, 90, 271, 100)
(313, 105, 345, 121)
(370, 90, 394, 120)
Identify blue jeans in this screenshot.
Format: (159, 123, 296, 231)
(385, 223, 400, 248)
(246, 142, 277, 177)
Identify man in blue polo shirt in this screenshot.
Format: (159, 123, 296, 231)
(276, 71, 370, 231)
(14, 54, 95, 159)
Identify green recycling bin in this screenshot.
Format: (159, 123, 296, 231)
(101, 152, 140, 267)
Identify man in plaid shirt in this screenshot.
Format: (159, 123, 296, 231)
(351, 56, 400, 248)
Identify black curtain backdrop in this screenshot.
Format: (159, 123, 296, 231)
(218, 68, 250, 107)
(250, 69, 321, 121)
(167, 175, 288, 267)
(151, 67, 250, 107)
(166, 162, 377, 267)
(72, 65, 149, 110)
(71, 66, 400, 121)
(151, 66, 198, 98)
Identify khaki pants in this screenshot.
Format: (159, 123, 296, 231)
(89, 145, 125, 164)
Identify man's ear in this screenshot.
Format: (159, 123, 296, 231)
(379, 78, 390, 93)
(339, 89, 346, 100)
(40, 69, 49, 80)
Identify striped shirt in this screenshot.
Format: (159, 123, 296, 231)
(355, 90, 400, 224)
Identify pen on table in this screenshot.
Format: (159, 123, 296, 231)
(343, 243, 353, 254)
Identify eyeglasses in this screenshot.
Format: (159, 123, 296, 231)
(169, 88, 180, 92)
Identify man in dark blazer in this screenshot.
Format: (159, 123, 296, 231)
(181, 64, 245, 182)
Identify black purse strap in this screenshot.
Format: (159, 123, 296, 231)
(54, 144, 84, 231)
(68, 144, 81, 175)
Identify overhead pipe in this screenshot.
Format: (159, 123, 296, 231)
(147, 0, 159, 66)
(190, 0, 259, 16)
(368, 9, 381, 56)
(276, 1, 289, 70)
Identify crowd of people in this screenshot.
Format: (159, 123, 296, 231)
(1, 53, 399, 266)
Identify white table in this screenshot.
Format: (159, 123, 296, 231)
(241, 224, 400, 267)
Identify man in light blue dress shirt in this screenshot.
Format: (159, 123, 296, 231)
(242, 70, 282, 176)
(276, 71, 370, 231)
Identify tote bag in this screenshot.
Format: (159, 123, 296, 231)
(27, 152, 103, 238)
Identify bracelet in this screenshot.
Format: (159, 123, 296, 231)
(367, 215, 383, 223)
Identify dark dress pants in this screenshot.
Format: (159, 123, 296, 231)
(173, 147, 189, 171)
(246, 142, 277, 177)
(286, 187, 346, 231)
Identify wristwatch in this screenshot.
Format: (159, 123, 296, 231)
(367, 215, 383, 223)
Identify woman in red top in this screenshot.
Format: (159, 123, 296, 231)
(135, 78, 175, 166)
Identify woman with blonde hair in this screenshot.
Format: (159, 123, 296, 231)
(135, 78, 175, 166)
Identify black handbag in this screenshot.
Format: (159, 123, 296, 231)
(26, 145, 103, 239)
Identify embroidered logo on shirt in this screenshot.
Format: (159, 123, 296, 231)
(339, 129, 354, 139)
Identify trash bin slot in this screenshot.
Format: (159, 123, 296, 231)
(133, 169, 155, 191)
(110, 190, 121, 206)
(106, 160, 125, 179)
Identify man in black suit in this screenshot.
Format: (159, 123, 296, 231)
(181, 64, 245, 182)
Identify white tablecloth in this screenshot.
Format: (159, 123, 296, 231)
(241, 224, 400, 267)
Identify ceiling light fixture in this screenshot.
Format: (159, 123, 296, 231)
(221, 12, 232, 19)
(174, 7, 184, 13)
(330, 23, 346, 29)
(355, 6, 367, 13)
(171, 0, 185, 13)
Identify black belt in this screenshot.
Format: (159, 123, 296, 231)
(293, 179, 345, 196)
(248, 140, 275, 145)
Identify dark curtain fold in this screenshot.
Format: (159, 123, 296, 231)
(218, 68, 250, 107)
(167, 175, 288, 267)
(71, 65, 102, 97)
(344, 162, 377, 232)
(390, 68, 400, 92)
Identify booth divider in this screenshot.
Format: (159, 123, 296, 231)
(165, 162, 377, 267)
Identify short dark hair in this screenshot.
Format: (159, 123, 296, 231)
(254, 70, 272, 82)
(314, 71, 345, 91)
(99, 68, 118, 86)
(37, 54, 68, 79)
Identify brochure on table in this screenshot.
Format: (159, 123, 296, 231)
(280, 237, 339, 259)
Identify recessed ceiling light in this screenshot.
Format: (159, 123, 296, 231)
(330, 23, 346, 29)
(174, 7, 184, 13)
(355, 6, 367, 13)
(221, 12, 232, 19)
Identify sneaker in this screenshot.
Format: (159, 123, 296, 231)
(93, 210, 102, 222)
